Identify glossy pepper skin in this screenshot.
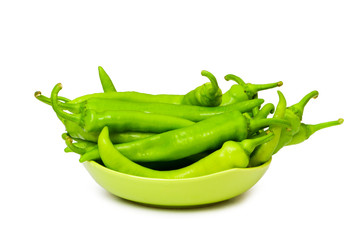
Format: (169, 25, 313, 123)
(221, 74, 283, 106)
(68, 69, 222, 107)
(98, 66, 117, 92)
(51, 83, 195, 133)
(273, 90, 319, 154)
(97, 126, 274, 179)
(248, 90, 287, 167)
(64, 134, 212, 171)
(79, 110, 290, 163)
(36, 91, 157, 143)
(36, 83, 263, 122)
(61, 117, 155, 143)
(60, 93, 265, 122)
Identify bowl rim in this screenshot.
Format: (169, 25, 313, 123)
(83, 159, 272, 182)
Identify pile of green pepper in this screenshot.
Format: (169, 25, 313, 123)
(35, 66, 343, 179)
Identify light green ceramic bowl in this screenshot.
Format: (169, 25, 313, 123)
(83, 160, 271, 207)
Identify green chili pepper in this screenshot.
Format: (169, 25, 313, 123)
(221, 74, 283, 105)
(181, 70, 222, 107)
(51, 83, 196, 133)
(64, 118, 155, 143)
(37, 92, 157, 143)
(60, 95, 264, 122)
(79, 110, 290, 163)
(97, 126, 274, 179)
(64, 133, 212, 170)
(101, 132, 155, 143)
(66, 70, 221, 107)
(98, 66, 117, 92)
(273, 90, 319, 154)
(287, 118, 344, 146)
(248, 90, 287, 167)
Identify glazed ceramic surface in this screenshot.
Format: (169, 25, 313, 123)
(83, 159, 271, 207)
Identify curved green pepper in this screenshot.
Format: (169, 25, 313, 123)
(71, 69, 222, 107)
(59, 90, 264, 122)
(248, 90, 287, 167)
(273, 90, 319, 154)
(61, 118, 155, 143)
(98, 66, 117, 92)
(79, 110, 290, 163)
(64, 133, 213, 170)
(51, 83, 195, 133)
(97, 126, 274, 179)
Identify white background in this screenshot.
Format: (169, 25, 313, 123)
(1, 0, 360, 239)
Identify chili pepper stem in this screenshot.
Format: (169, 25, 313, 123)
(287, 118, 344, 147)
(224, 74, 247, 88)
(65, 136, 86, 155)
(240, 131, 274, 155)
(249, 81, 283, 93)
(289, 90, 319, 120)
(224, 74, 283, 99)
(254, 103, 275, 120)
(201, 70, 219, 92)
(35, 91, 72, 108)
(305, 118, 344, 138)
(51, 83, 82, 124)
(248, 118, 290, 134)
(35, 91, 71, 103)
(35, 91, 41, 98)
(34, 91, 51, 105)
(298, 90, 319, 106)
